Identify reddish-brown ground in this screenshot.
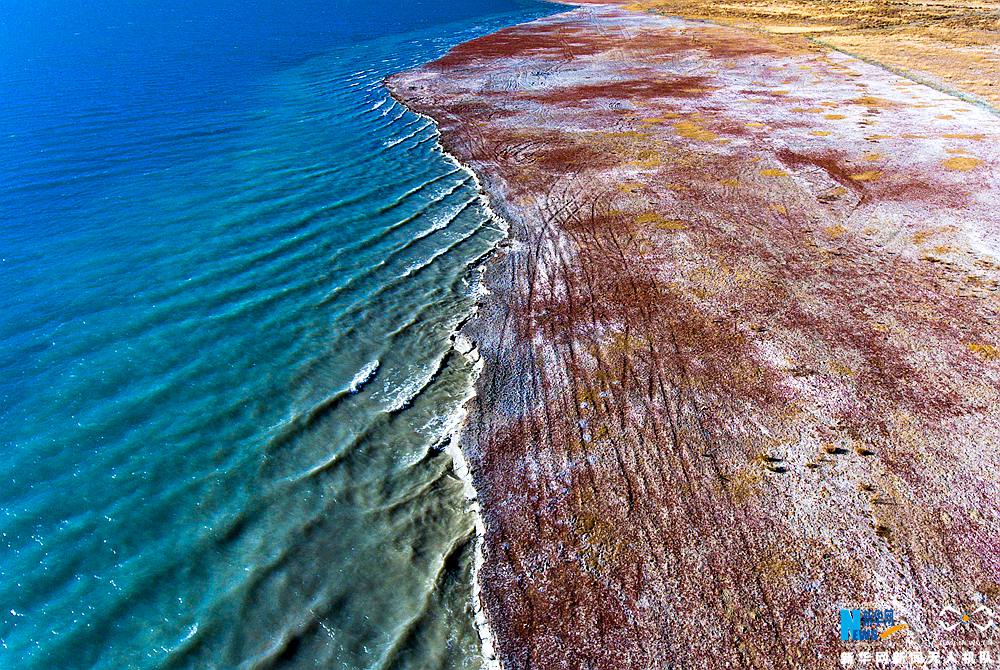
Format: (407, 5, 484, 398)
(389, 4, 1000, 668)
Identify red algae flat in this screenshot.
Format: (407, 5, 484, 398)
(389, 4, 1000, 668)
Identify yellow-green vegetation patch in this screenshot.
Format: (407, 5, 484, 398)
(634, 212, 689, 230)
(657, 219, 688, 231)
(942, 156, 983, 171)
(673, 120, 717, 142)
(618, 181, 645, 193)
(967, 343, 1000, 360)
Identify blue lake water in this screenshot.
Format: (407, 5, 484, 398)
(0, 1, 555, 667)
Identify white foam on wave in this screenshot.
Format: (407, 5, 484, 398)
(349, 359, 380, 394)
(386, 93, 519, 670)
(380, 367, 431, 413)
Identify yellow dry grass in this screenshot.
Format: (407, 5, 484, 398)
(622, 0, 1000, 108)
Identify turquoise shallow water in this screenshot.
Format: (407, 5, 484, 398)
(0, 1, 554, 668)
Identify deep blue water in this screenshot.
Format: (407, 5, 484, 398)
(0, 1, 555, 668)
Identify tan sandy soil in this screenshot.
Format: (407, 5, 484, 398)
(618, 0, 1000, 108)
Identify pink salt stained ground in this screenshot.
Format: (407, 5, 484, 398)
(389, 4, 1000, 668)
